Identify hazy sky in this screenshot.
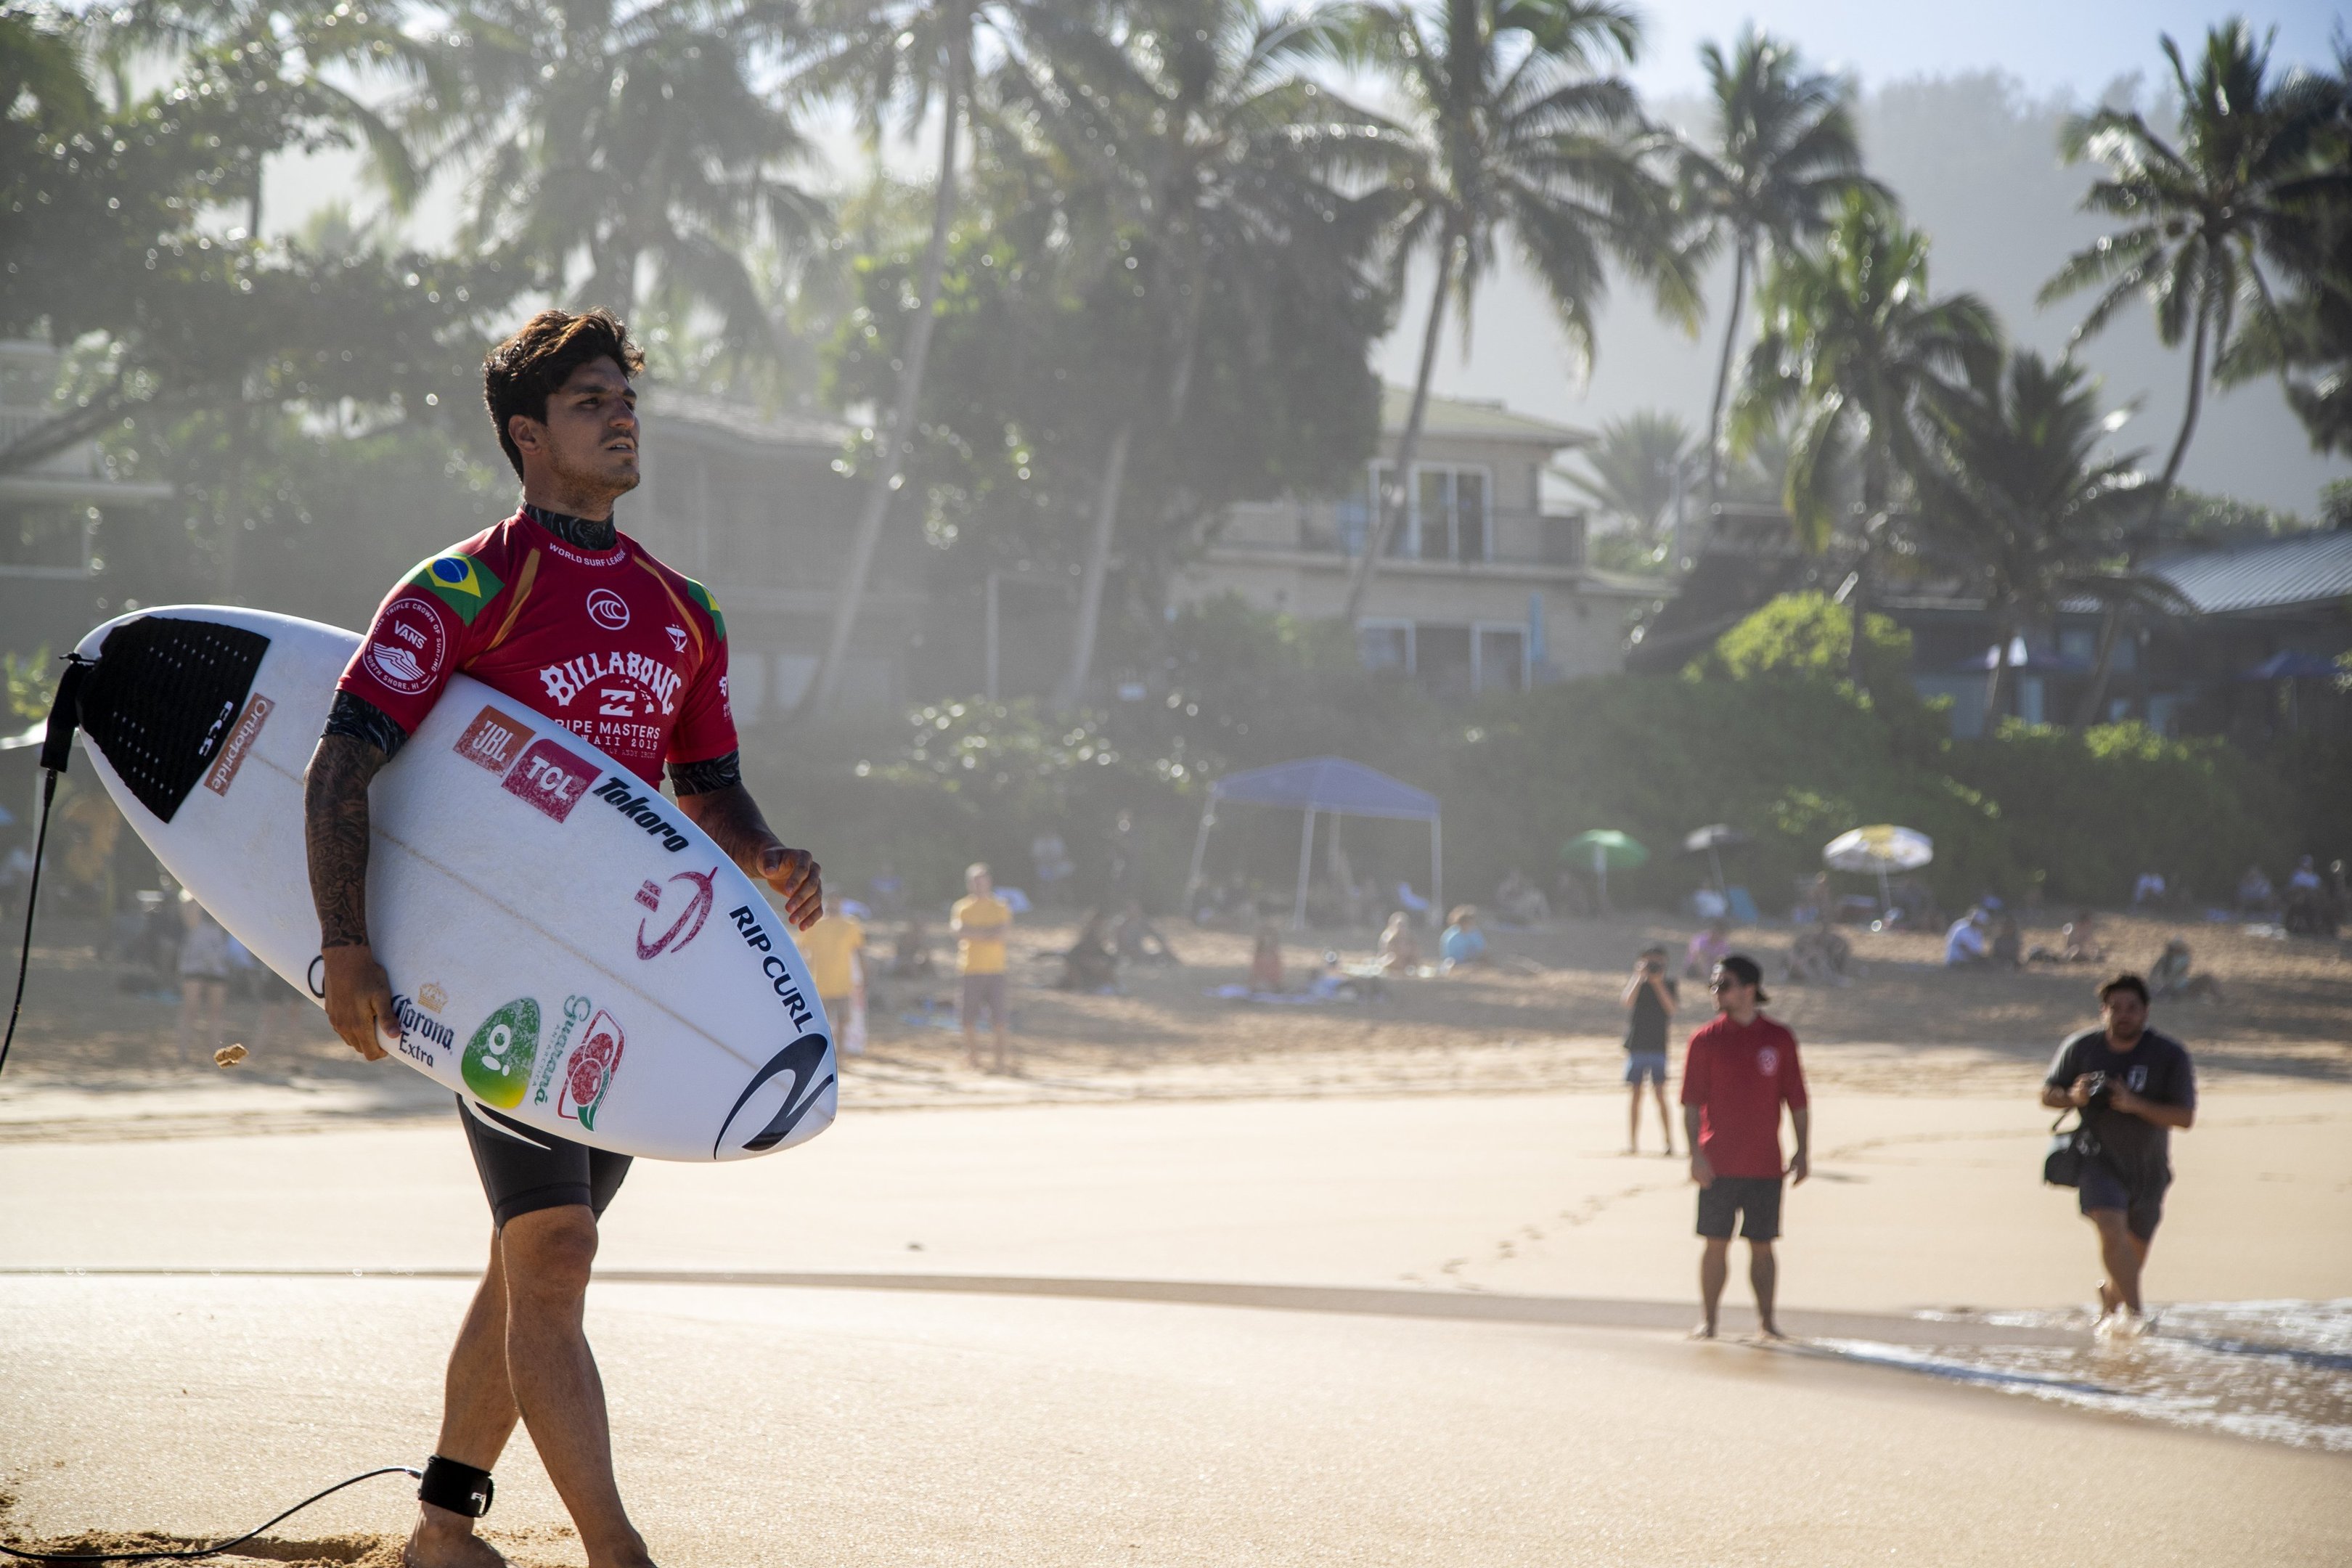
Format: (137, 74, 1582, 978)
(1620, 1, 2344, 101)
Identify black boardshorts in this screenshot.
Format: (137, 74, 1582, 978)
(1696, 1175, 1784, 1241)
(2077, 1159, 2167, 1242)
(457, 1095, 632, 1228)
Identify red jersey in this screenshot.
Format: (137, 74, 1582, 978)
(1679, 1013, 1807, 1180)
(337, 510, 735, 785)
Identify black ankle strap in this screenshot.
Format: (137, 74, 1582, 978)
(418, 1455, 494, 1517)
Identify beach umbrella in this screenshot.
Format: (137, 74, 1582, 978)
(1564, 830, 1647, 908)
(1681, 824, 1752, 895)
(1822, 825, 1932, 914)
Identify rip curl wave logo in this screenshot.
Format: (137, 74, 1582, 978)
(712, 1034, 835, 1157)
(635, 867, 718, 959)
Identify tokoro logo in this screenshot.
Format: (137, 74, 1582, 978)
(712, 1033, 835, 1157)
(461, 997, 542, 1108)
(592, 776, 690, 852)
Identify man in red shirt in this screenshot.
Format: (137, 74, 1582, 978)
(1680, 953, 1810, 1339)
(304, 309, 821, 1568)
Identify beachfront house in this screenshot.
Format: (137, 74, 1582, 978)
(632, 391, 927, 721)
(1170, 389, 1664, 698)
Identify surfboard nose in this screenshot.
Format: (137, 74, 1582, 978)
(711, 1033, 838, 1160)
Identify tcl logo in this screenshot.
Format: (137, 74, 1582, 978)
(587, 588, 631, 630)
(502, 738, 597, 823)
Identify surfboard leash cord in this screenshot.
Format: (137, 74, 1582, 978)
(0, 654, 89, 1084)
(0, 1466, 424, 1564)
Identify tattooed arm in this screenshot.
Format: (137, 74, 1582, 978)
(671, 759, 822, 931)
(304, 732, 399, 1061)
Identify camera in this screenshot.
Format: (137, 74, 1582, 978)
(2083, 1071, 2114, 1109)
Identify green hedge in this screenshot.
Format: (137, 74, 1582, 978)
(738, 594, 2346, 919)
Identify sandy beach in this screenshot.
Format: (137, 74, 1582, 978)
(2, 907, 2348, 1564)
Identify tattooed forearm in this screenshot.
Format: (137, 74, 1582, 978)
(674, 781, 779, 872)
(305, 733, 388, 950)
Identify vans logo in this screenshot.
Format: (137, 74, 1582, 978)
(364, 602, 446, 695)
(454, 704, 530, 774)
(502, 738, 597, 822)
(202, 693, 274, 796)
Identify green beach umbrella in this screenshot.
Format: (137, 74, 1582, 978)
(1564, 830, 1647, 907)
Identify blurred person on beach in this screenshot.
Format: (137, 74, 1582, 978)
(952, 862, 1015, 1071)
(1495, 869, 1550, 924)
(1249, 923, 1286, 991)
(1622, 945, 1677, 1155)
(2237, 864, 2277, 917)
(2041, 973, 2197, 1336)
(2030, 910, 2104, 965)
(889, 912, 937, 979)
(1785, 923, 1852, 987)
(174, 890, 231, 1063)
(2147, 937, 2222, 1003)
(1943, 907, 1990, 967)
(1439, 906, 1489, 971)
(2133, 870, 2167, 907)
(1682, 955, 1808, 1339)
(1684, 918, 1730, 979)
(1058, 911, 1119, 992)
(1991, 912, 2023, 968)
(801, 892, 866, 1053)
(1114, 900, 1177, 965)
(1376, 911, 1422, 973)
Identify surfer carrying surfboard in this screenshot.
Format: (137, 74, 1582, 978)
(303, 308, 822, 1568)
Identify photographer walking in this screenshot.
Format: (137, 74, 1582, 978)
(1622, 945, 1677, 1155)
(2041, 974, 2197, 1337)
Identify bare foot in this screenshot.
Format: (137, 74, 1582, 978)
(2095, 1280, 2119, 1317)
(1755, 1321, 1789, 1341)
(1688, 1322, 1717, 1340)
(405, 1514, 508, 1568)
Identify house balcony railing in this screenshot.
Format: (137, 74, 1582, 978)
(1214, 499, 1588, 571)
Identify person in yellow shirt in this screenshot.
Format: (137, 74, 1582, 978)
(950, 862, 1013, 1072)
(801, 893, 866, 1055)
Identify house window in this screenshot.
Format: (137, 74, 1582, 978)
(1415, 624, 1474, 698)
(1358, 621, 1411, 673)
(1366, 462, 1492, 563)
(1476, 626, 1527, 693)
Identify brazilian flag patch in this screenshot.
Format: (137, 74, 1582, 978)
(685, 578, 726, 641)
(407, 551, 505, 625)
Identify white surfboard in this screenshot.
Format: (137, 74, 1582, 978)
(67, 606, 836, 1163)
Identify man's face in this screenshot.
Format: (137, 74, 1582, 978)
(1709, 965, 1753, 1015)
(968, 871, 992, 898)
(2102, 989, 2148, 1044)
(510, 357, 639, 501)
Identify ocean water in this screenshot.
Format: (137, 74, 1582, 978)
(1813, 1299, 2352, 1451)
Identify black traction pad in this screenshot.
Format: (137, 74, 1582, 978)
(79, 616, 271, 823)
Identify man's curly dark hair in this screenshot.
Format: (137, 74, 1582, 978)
(482, 308, 645, 479)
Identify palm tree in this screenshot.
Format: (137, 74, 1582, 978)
(799, 0, 986, 715)
(1677, 29, 1874, 502)
(2041, 19, 2340, 723)
(1912, 350, 2167, 723)
(1335, 0, 1696, 624)
(1733, 189, 1996, 690)
(1005, 0, 1387, 707)
(1562, 409, 1693, 546)
(402, 0, 820, 337)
